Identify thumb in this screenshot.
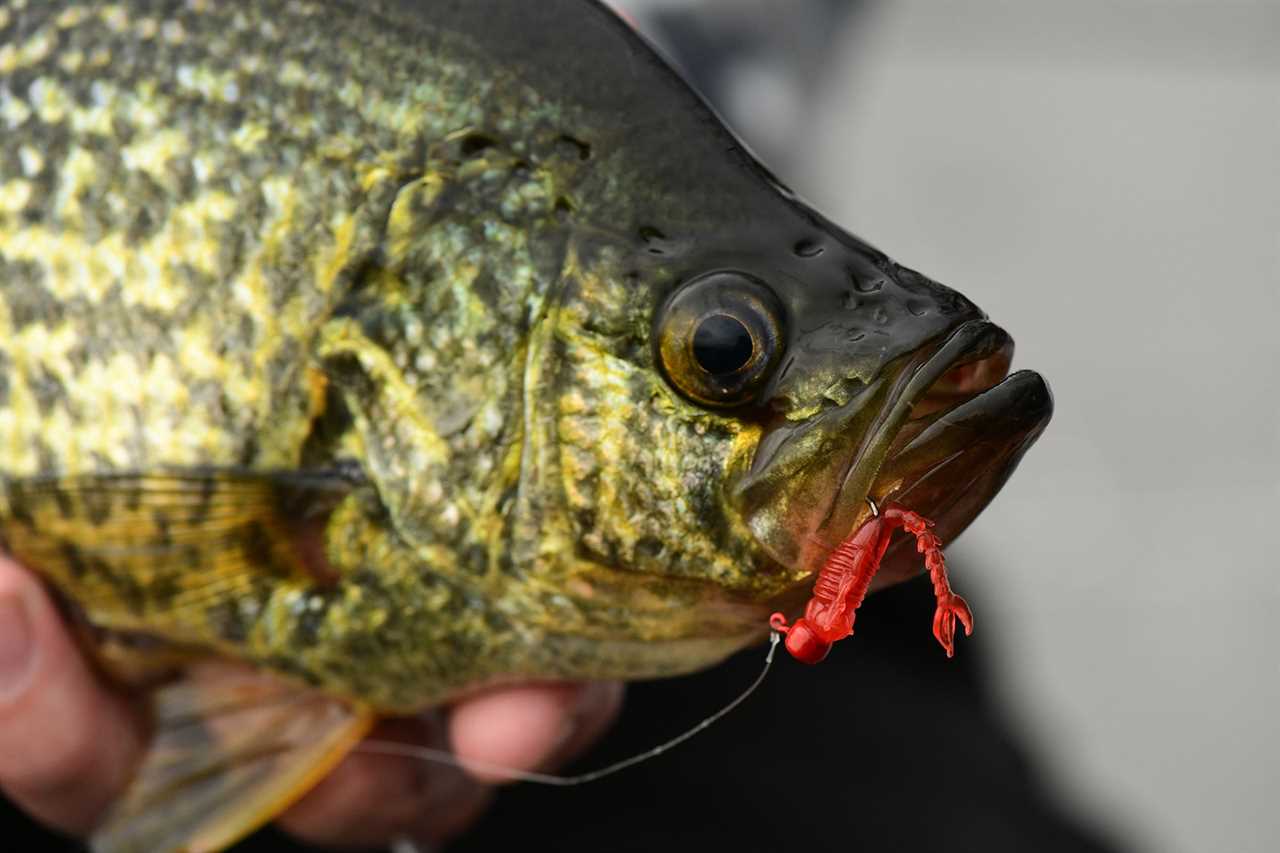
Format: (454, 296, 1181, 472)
(0, 557, 147, 834)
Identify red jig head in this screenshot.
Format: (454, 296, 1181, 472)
(769, 501, 973, 663)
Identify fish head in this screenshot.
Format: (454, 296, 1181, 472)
(689, 223, 1054, 594)
(547, 200, 1050, 652)
(408, 0, 1053, 670)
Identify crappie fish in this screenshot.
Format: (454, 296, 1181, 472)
(0, 0, 1052, 849)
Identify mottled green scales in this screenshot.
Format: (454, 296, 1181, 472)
(0, 1, 1051, 849)
(0, 0, 789, 714)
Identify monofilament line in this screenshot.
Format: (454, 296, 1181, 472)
(355, 631, 782, 786)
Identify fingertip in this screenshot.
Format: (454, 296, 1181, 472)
(447, 683, 586, 784)
(280, 716, 489, 848)
(0, 557, 145, 834)
(549, 681, 624, 767)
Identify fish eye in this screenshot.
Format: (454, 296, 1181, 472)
(655, 271, 785, 407)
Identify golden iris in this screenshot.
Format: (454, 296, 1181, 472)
(655, 271, 785, 407)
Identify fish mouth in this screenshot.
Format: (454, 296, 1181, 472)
(818, 320, 1053, 589)
(732, 319, 1051, 597)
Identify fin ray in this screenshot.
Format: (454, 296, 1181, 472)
(0, 469, 357, 635)
(92, 665, 374, 853)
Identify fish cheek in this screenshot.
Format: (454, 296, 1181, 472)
(551, 333, 769, 595)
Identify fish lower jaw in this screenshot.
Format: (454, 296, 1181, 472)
(864, 368, 1052, 589)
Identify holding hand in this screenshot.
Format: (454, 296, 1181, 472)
(0, 556, 622, 847)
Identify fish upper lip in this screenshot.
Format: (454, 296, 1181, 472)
(818, 319, 1015, 537)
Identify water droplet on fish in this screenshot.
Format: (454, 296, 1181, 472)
(793, 239, 823, 258)
(639, 225, 668, 255)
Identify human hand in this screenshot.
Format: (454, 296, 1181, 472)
(0, 556, 623, 847)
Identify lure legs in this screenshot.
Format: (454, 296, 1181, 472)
(770, 502, 973, 663)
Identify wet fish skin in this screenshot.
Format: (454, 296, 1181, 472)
(0, 0, 798, 709)
(0, 0, 1039, 715)
(0, 4, 1061, 849)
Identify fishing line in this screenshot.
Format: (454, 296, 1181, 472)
(354, 631, 781, 786)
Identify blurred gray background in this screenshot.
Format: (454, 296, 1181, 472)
(621, 2, 1279, 852)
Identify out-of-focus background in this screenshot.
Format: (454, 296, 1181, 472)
(621, 2, 1280, 852)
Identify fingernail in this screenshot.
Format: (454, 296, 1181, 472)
(574, 681, 622, 718)
(0, 589, 35, 701)
(551, 717, 578, 755)
(548, 685, 600, 754)
(554, 681, 622, 752)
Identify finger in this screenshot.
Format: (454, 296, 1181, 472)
(0, 557, 147, 834)
(278, 715, 490, 849)
(448, 681, 622, 784)
(541, 681, 625, 770)
(281, 682, 624, 847)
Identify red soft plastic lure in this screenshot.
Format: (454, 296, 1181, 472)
(769, 502, 973, 664)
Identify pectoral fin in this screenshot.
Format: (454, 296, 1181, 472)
(0, 469, 358, 642)
(92, 665, 374, 853)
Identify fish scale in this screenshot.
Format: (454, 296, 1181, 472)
(0, 0, 801, 712)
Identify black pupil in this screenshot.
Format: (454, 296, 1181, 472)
(692, 314, 754, 375)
